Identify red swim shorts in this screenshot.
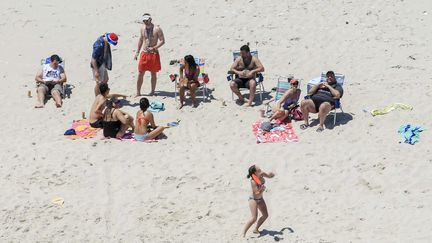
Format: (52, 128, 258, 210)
(138, 52, 161, 72)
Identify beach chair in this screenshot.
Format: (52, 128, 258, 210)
(227, 50, 265, 102)
(265, 77, 300, 116)
(306, 72, 345, 125)
(39, 56, 67, 98)
(170, 57, 209, 102)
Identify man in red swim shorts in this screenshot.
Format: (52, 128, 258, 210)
(134, 13, 165, 97)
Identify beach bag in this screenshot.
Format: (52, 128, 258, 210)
(290, 106, 303, 120)
(150, 101, 164, 110)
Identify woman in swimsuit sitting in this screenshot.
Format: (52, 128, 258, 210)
(269, 79, 301, 122)
(102, 97, 135, 139)
(243, 165, 275, 237)
(178, 55, 200, 109)
(134, 97, 165, 141)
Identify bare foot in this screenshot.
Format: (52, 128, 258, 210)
(243, 102, 253, 107)
(55, 102, 62, 108)
(148, 91, 156, 96)
(135, 93, 142, 98)
(253, 229, 260, 234)
(35, 103, 44, 108)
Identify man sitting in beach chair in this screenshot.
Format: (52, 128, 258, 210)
(34, 54, 66, 108)
(268, 78, 301, 122)
(300, 71, 343, 132)
(229, 45, 264, 107)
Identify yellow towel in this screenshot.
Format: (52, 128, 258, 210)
(370, 103, 413, 116)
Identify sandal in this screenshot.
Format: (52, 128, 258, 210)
(316, 127, 324, 132)
(300, 124, 309, 130)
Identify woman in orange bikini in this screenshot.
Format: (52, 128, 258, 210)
(178, 55, 200, 109)
(134, 97, 165, 141)
(243, 165, 275, 237)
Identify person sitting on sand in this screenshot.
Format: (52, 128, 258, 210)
(243, 165, 275, 237)
(102, 97, 134, 139)
(34, 54, 66, 108)
(230, 45, 264, 107)
(89, 83, 127, 128)
(269, 79, 301, 122)
(300, 71, 343, 132)
(134, 97, 165, 141)
(178, 55, 200, 109)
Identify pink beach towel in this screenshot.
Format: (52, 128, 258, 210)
(252, 120, 298, 143)
(65, 119, 101, 139)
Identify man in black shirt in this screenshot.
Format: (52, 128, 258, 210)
(300, 71, 343, 132)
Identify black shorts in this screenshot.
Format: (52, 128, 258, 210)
(233, 78, 253, 89)
(311, 99, 334, 112)
(89, 119, 103, 128)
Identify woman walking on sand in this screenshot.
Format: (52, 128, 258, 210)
(243, 165, 275, 237)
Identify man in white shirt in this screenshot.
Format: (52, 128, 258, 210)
(35, 55, 67, 108)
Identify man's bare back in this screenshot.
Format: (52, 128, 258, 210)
(89, 94, 106, 123)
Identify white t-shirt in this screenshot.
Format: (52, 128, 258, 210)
(42, 64, 64, 81)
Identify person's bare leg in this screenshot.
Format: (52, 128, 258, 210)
(243, 200, 258, 237)
(149, 72, 157, 96)
(51, 90, 62, 108)
(318, 102, 332, 130)
(230, 81, 244, 102)
(35, 87, 46, 108)
(136, 71, 145, 97)
(300, 100, 316, 127)
(116, 123, 129, 139)
(178, 86, 186, 109)
(245, 79, 256, 107)
(94, 82, 100, 96)
(145, 126, 165, 140)
(269, 109, 284, 122)
(254, 201, 269, 233)
(190, 83, 198, 107)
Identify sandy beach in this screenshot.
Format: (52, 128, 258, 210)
(0, 0, 431, 242)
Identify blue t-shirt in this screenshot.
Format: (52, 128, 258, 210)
(91, 36, 112, 70)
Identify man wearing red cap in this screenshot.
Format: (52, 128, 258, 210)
(134, 13, 165, 96)
(91, 32, 118, 96)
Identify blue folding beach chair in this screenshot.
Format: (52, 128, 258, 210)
(227, 50, 265, 102)
(306, 72, 345, 125)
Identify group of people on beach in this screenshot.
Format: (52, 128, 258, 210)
(31, 12, 346, 236)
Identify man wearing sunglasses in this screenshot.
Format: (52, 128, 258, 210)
(134, 13, 165, 97)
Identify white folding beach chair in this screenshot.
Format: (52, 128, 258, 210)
(306, 72, 345, 125)
(171, 57, 209, 102)
(227, 50, 265, 102)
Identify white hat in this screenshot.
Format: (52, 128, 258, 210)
(142, 13, 151, 21)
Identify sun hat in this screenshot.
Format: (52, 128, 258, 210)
(142, 13, 151, 22)
(105, 33, 118, 46)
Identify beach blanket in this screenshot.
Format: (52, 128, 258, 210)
(64, 119, 101, 139)
(398, 124, 424, 145)
(370, 103, 412, 116)
(252, 120, 298, 143)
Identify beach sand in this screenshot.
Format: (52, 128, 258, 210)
(0, 0, 431, 242)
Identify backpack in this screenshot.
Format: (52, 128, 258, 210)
(290, 106, 303, 120)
